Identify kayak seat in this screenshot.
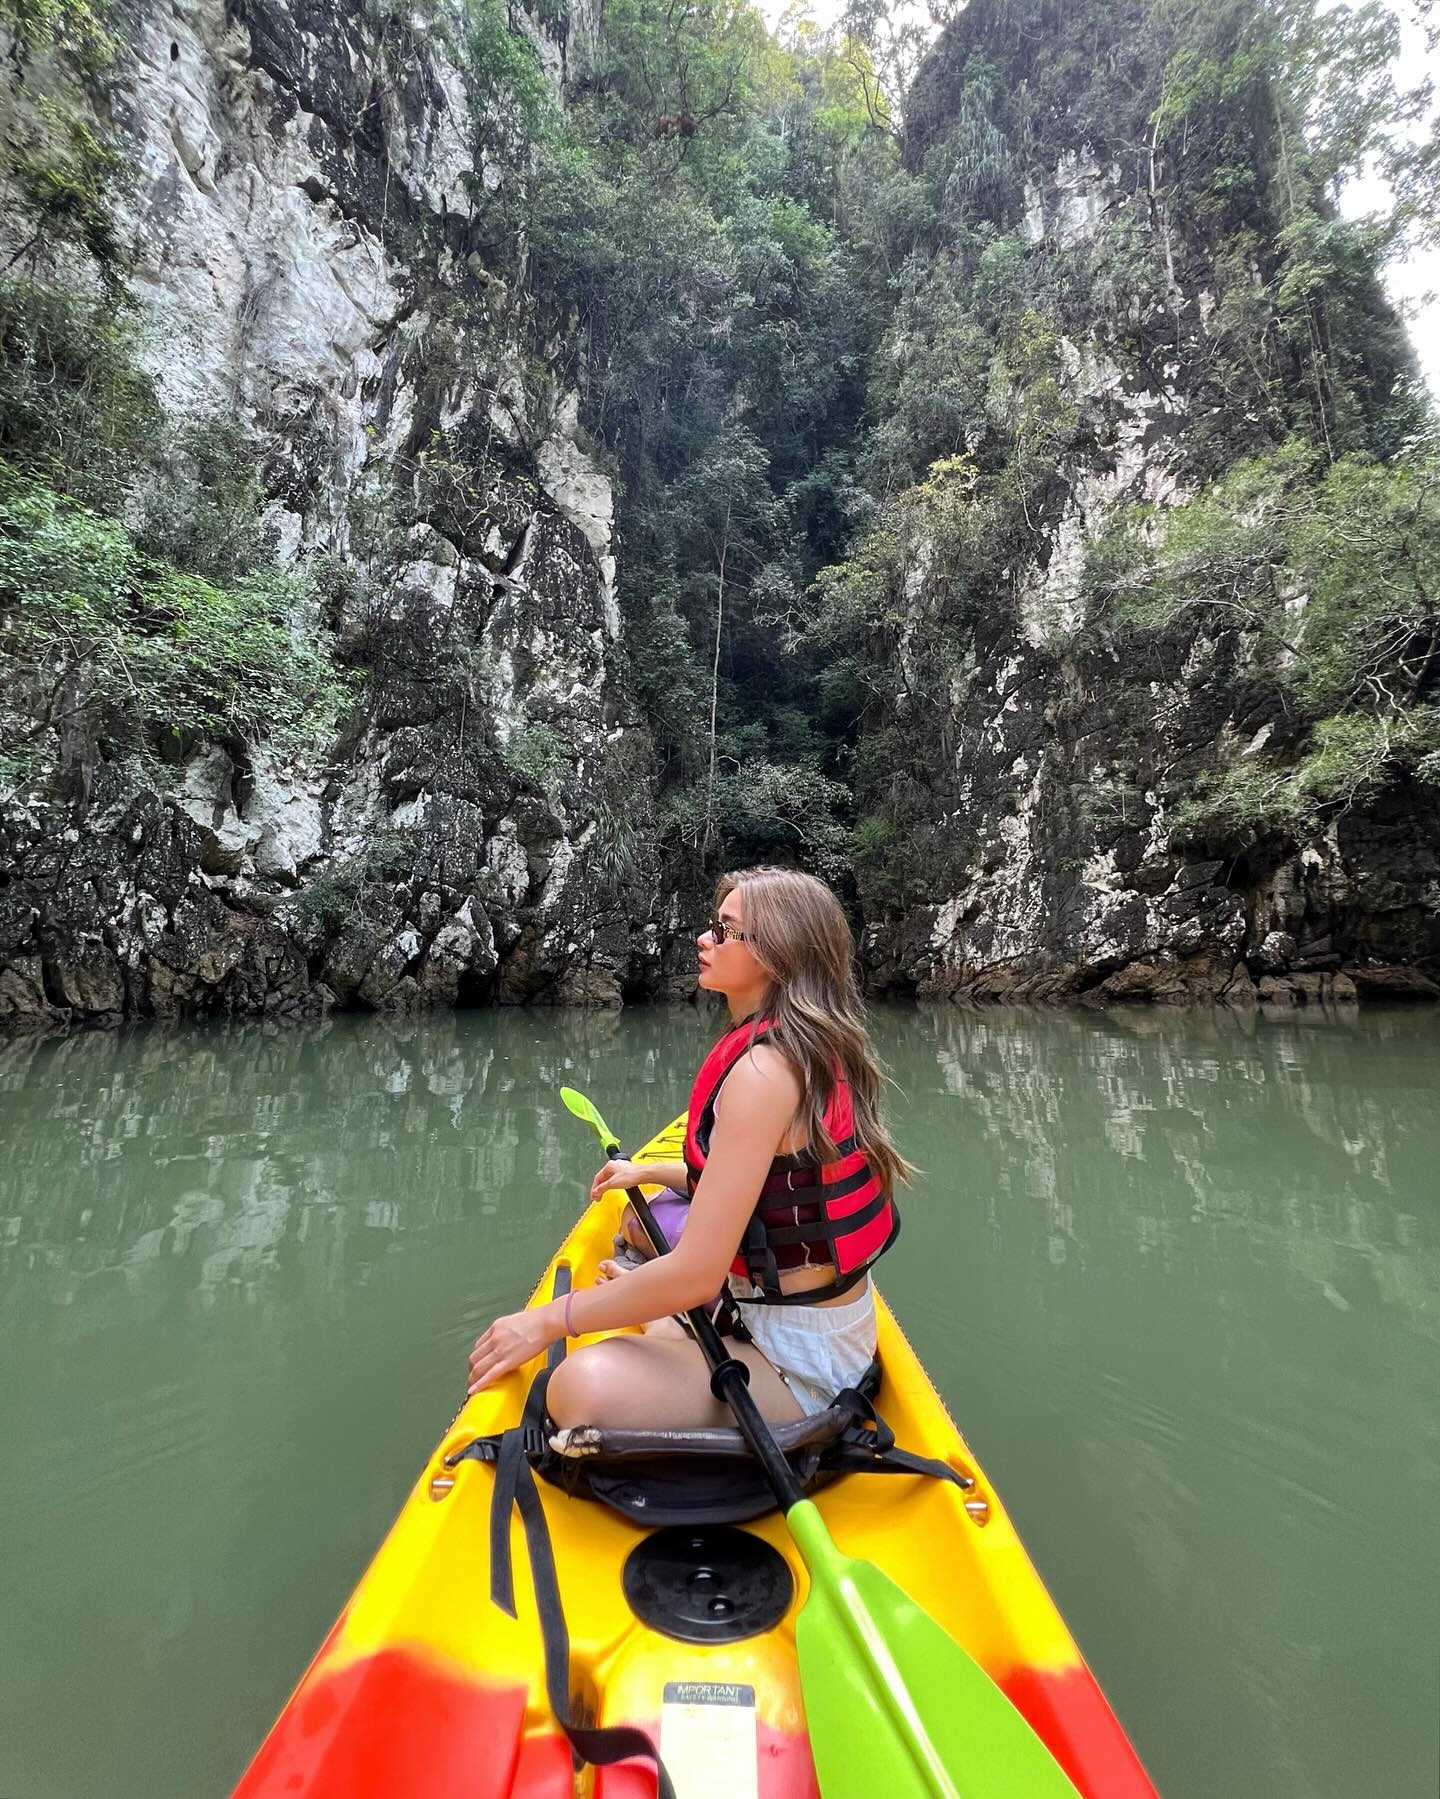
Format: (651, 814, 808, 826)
(451, 1357, 972, 1530)
(538, 1356, 884, 1526)
(548, 1353, 879, 1459)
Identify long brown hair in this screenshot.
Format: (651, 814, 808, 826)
(715, 866, 916, 1193)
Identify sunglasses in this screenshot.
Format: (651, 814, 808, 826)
(705, 916, 752, 944)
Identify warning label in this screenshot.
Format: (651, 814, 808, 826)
(662, 1682, 756, 1707)
(660, 1681, 758, 1799)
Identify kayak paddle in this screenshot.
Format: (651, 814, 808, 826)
(558, 1085, 1079, 1799)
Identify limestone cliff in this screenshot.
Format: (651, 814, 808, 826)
(1, 0, 660, 1025)
(2, 0, 1435, 1028)
(851, 3, 1439, 1010)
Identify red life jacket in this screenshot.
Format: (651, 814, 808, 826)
(682, 1017, 900, 1305)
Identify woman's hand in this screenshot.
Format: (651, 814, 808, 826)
(466, 1300, 563, 1396)
(590, 1159, 644, 1203)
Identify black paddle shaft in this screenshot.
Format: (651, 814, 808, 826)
(618, 1175, 806, 1512)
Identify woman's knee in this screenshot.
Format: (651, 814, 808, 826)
(546, 1342, 627, 1427)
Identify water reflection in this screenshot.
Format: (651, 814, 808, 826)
(909, 1005, 1436, 1335)
(0, 1010, 690, 1310)
(884, 1005, 1439, 1799)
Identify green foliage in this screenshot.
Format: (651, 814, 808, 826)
(862, 256, 993, 489)
(1, 0, 127, 281)
(285, 829, 418, 928)
(461, 0, 553, 177)
(661, 756, 852, 882)
(862, 229, 1083, 493)
(918, 52, 1020, 227)
(6, 0, 1430, 912)
(131, 414, 279, 585)
(1089, 436, 1440, 838)
(0, 470, 352, 789)
(584, 0, 774, 158)
(812, 0, 1436, 892)
(1173, 708, 1440, 841)
(585, 798, 647, 889)
(504, 720, 570, 796)
(500, 0, 903, 878)
(1287, 449, 1440, 716)
(8, 93, 127, 274)
(1142, 0, 1429, 460)
(0, 280, 162, 505)
(896, 0, 1429, 467)
(847, 717, 950, 911)
(808, 456, 976, 681)
(0, 0, 114, 66)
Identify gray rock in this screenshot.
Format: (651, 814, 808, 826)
(1347, 965, 1440, 1001)
(48, 938, 126, 1015)
(1254, 931, 1299, 974)
(0, 958, 62, 1024)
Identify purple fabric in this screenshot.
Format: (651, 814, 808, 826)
(632, 1187, 723, 1312)
(647, 1188, 694, 1248)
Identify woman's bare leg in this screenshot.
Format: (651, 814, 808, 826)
(546, 1331, 805, 1431)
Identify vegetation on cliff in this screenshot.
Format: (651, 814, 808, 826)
(793, 0, 1438, 914)
(1, 0, 1435, 960)
(0, 470, 350, 791)
(1089, 432, 1440, 836)
(0, 0, 350, 800)
(491, 0, 1437, 907)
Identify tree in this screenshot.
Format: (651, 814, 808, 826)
(666, 426, 779, 860)
(1086, 432, 1440, 833)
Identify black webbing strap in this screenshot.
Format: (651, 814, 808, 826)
(759, 1186, 889, 1245)
(824, 1440, 976, 1485)
(508, 1433, 676, 1798)
(739, 1212, 780, 1297)
(478, 1281, 676, 1799)
(488, 1262, 572, 1613)
(823, 1387, 974, 1490)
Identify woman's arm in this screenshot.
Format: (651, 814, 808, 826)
(590, 1158, 690, 1202)
(467, 1049, 799, 1393)
(577, 1054, 795, 1324)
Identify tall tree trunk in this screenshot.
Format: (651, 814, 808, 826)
(701, 498, 732, 864)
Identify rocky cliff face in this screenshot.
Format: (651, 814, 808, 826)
(861, 320, 1440, 1006)
(856, 18, 1439, 1012)
(2, 0, 1435, 1030)
(1, 0, 665, 1027)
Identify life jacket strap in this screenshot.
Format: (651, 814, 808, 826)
(737, 1208, 902, 1305)
(757, 1188, 891, 1247)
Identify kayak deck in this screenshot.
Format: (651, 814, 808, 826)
(235, 1115, 1158, 1797)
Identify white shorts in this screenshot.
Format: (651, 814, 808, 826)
(727, 1276, 877, 1418)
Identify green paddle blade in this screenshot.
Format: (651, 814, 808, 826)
(559, 1086, 620, 1156)
(787, 1502, 1079, 1799)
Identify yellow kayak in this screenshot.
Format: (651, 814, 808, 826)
(235, 1114, 1157, 1798)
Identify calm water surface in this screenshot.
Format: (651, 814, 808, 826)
(1, 1005, 1436, 1798)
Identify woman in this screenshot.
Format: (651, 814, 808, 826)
(465, 866, 912, 1429)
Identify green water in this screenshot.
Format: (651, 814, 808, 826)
(0, 1005, 1436, 1798)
